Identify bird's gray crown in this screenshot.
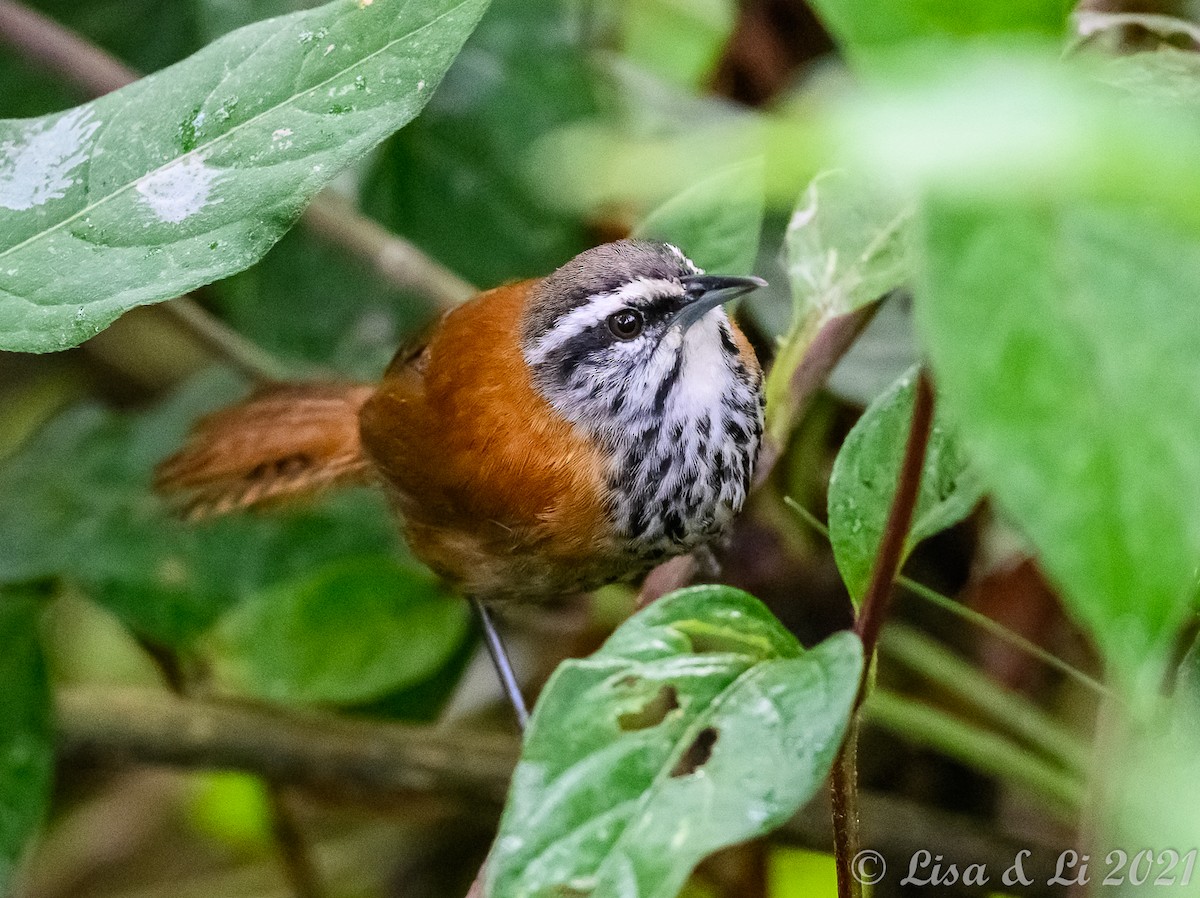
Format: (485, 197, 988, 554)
(522, 240, 699, 345)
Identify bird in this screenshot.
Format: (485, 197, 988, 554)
(155, 239, 767, 725)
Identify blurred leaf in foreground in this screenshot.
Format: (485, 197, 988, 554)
(487, 585, 861, 898)
(0, 0, 489, 352)
(0, 587, 53, 894)
(919, 200, 1200, 695)
(619, 0, 737, 91)
(634, 158, 764, 276)
(806, 0, 1070, 73)
(827, 367, 982, 604)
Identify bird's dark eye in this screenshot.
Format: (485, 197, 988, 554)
(607, 309, 644, 340)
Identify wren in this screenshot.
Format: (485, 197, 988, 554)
(157, 240, 766, 721)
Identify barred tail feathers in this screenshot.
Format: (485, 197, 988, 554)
(154, 382, 375, 518)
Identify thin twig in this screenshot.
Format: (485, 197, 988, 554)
(0, 0, 135, 94)
(56, 687, 518, 805)
(136, 651, 329, 898)
(160, 297, 296, 382)
(268, 785, 326, 898)
(0, 0, 476, 313)
(831, 367, 935, 898)
(302, 193, 476, 309)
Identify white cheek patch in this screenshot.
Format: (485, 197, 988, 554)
(525, 278, 682, 365)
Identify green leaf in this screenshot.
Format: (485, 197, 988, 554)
(621, 0, 737, 91)
(486, 585, 862, 898)
(827, 367, 983, 604)
(764, 168, 912, 448)
(206, 556, 469, 705)
(805, 0, 1070, 71)
(0, 371, 399, 647)
(362, 0, 599, 287)
(0, 0, 489, 352)
(917, 200, 1200, 694)
(633, 159, 764, 276)
(0, 588, 54, 893)
(784, 169, 913, 323)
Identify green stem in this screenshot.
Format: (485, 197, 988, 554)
(880, 624, 1091, 777)
(784, 496, 1109, 699)
(865, 688, 1085, 816)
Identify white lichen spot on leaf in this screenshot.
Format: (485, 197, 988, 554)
(135, 156, 223, 224)
(0, 108, 101, 212)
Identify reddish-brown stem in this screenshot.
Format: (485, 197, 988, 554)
(830, 716, 862, 898)
(755, 299, 884, 490)
(831, 367, 936, 898)
(853, 368, 936, 661)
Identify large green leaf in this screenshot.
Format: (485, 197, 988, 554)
(0, 588, 54, 893)
(0, 371, 399, 647)
(633, 159, 764, 276)
(918, 200, 1200, 694)
(206, 556, 469, 705)
(0, 0, 489, 352)
(827, 367, 983, 604)
(486, 586, 862, 898)
(362, 0, 598, 287)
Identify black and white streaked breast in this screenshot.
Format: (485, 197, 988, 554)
(521, 240, 765, 565)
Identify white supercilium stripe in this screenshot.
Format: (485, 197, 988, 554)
(525, 278, 680, 365)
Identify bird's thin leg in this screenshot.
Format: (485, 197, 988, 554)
(470, 596, 530, 730)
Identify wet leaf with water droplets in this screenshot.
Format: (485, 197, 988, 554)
(826, 366, 984, 605)
(0, 0, 489, 352)
(486, 585, 862, 898)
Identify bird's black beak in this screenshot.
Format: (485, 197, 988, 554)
(673, 274, 768, 331)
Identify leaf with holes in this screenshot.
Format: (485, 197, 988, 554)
(827, 367, 983, 604)
(634, 158, 765, 276)
(0, 587, 53, 894)
(485, 585, 862, 898)
(0, 0, 489, 353)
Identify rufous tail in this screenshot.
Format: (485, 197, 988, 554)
(155, 382, 376, 518)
